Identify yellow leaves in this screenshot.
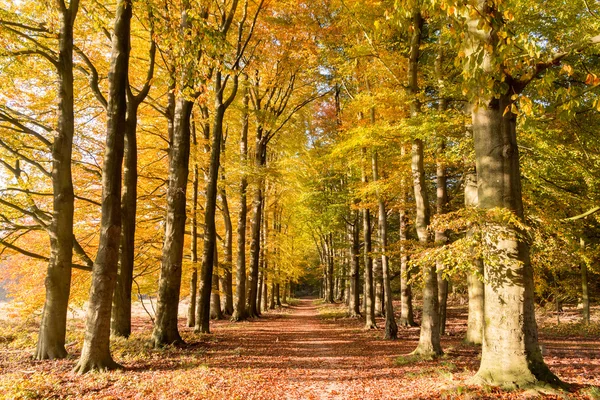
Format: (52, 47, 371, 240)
(503, 10, 514, 22)
(561, 64, 574, 76)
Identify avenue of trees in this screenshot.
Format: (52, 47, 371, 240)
(0, 0, 599, 390)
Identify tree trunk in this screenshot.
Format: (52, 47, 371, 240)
(219, 182, 234, 315)
(112, 30, 155, 338)
(283, 282, 288, 304)
(435, 139, 449, 336)
(373, 152, 397, 339)
(210, 246, 223, 320)
(232, 81, 249, 321)
(465, 172, 484, 345)
(362, 148, 376, 329)
(187, 144, 199, 327)
(257, 270, 264, 313)
(73, 0, 129, 373)
(197, 71, 235, 333)
(347, 213, 361, 317)
(411, 139, 442, 357)
(581, 238, 590, 324)
(468, 1, 558, 386)
(35, 0, 79, 361)
(153, 96, 193, 346)
(325, 234, 335, 303)
(246, 134, 266, 317)
(269, 281, 275, 309)
(262, 272, 269, 312)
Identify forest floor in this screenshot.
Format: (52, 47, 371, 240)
(1, 298, 600, 399)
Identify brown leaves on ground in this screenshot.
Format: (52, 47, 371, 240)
(1, 299, 599, 399)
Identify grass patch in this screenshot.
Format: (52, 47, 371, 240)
(583, 386, 600, 400)
(395, 354, 423, 366)
(285, 298, 300, 306)
(317, 304, 347, 320)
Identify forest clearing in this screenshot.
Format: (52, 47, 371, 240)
(1, 298, 600, 399)
(1, 0, 600, 398)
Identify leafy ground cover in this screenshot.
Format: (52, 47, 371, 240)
(1, 299, 599, 399)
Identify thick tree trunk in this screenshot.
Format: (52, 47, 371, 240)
(73, 0, 129, 373)
(372, 152, 397, 339)
(35, 0, 79, 361)
(232, 82, 249, 321)
(465, 172, 484, 344)
(472, 94, 557, 385)
(347, 213, 361, 317)
(467, 1, 558, 386)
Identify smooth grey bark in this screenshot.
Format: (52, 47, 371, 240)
(269, 281, 275, 310)
(232, 80, 249, 321)
(468, 1, 558, 386)
(35, 0, 79, 361)
(373, 152, 397, 339)
(411, 139, 442, 357)
(112, 30, 156, 338)
(407, 8, 441, 358)
(465, 172, 484, 345)
(73, 0, 130, 373)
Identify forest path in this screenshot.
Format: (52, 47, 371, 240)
(202, 298, 440, 399)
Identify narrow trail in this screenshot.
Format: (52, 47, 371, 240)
(203, 299, 443, 399)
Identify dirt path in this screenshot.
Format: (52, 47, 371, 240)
(203, 299, 449, 399)
(2, 299, 600, 399)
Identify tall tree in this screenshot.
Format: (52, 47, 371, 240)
(34, 0, 80, 361)
(73, 0, 131, 373)
(111, 15, 156, 338)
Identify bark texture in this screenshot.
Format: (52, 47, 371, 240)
(74, 0, 130, 373)
(465, 172, 483, 345)
(35, 0, 79, 361)
(468, 0, 559, 386)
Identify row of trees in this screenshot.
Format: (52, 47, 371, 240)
(299, 0, 600, 388)
(0, 0, 321, 373)
(0, 0, 599, 389)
